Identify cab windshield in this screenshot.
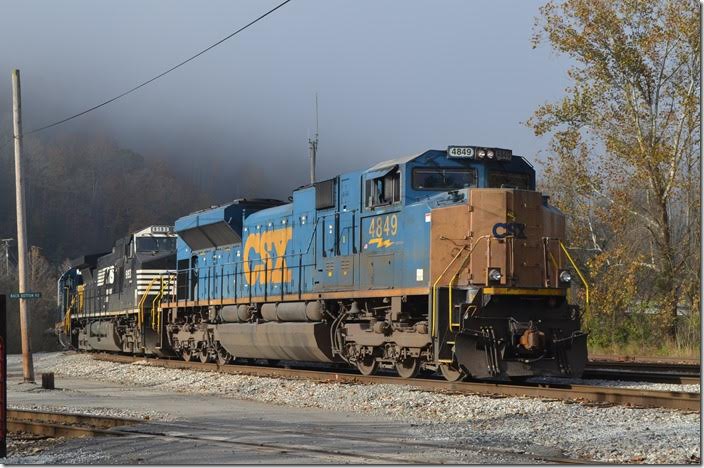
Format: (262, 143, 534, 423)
(412, 167, 477, 191)
(136, 236, 176, 252)
(487, 171, 532, 190)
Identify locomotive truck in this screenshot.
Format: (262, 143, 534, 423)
(56, 145, 588, 381)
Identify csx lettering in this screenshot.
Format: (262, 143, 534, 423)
(243, 227, 292, 285)
(492, 222, 527, 239)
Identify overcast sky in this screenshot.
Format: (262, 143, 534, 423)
(0, 0, 571, 200)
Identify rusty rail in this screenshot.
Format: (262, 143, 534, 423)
(7, 406, 590, 463)
(584, 361, 700, 385)
(7, 409, 138, 438)
(92, 353, 700, 411)
(588, 354, 700, 365)
(587, 360, 700, 374)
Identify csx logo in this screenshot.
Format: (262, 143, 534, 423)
(243, 227, 292, 285)
(492, 222, 527, 239)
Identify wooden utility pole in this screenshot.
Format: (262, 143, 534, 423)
(11, 69, 35, 383)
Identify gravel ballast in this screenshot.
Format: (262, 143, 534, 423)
(19, 352, 703, 463)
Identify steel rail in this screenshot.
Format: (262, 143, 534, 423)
(582, 368, 700, 385)
(92, 353, 700, 411)
(6, 408, 590, 464)
(116, 418, 591, 464)
(7, 409, 139, 438)
(584, 360, 700, 384)
(586, 360, 700, 375)
(588, 354, 700, 365)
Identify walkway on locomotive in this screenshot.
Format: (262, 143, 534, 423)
(168, 148, 537, 307)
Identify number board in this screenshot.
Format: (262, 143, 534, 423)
(151, 225, 172, 234)
(447, 146, 475, 158)
(362, 213, 399, 250)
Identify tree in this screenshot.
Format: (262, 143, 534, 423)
(0, 133, 216, 353)
(529, 0, 700, 341)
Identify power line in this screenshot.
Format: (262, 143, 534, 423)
(23, 0, 292, 136)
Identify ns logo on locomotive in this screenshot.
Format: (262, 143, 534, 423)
(56, 145, 587, 381)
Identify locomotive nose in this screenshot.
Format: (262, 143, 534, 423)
(452, 295, 588, 380)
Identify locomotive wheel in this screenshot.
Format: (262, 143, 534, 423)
(356, 356, 378, 376)
(395, 358, 420, 379)
(439, 363, 466, 382)
(216, 348, 233, 366)
(199, 349, 211, 364)
(181, 349, 193, 362)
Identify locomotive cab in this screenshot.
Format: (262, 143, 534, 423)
(56, 225, 178, 354)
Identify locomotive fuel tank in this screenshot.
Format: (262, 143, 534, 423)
(214, 322, 333, 362)
(78, 320, 123, 352)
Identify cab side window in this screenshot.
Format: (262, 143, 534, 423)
(365, 170, 401, 209)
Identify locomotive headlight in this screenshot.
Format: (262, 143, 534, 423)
(559, 270, 572, 284)
(488, 268, 502, 282)
(487, 150, 495, 159)
(477, 149, 486, 158)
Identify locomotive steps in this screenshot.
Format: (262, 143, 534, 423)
(92, 353, 700, 412)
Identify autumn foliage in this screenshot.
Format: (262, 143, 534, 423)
(530, 0, 700, 355)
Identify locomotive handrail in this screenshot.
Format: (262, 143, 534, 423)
(151, 274, 174, 331)
(150, 277, 162, 330)
(559, 241, 590, 315)
(431, 247, 467, 337)
(63, 294, 76, 333)
(542, 237, 563, 287)
(138, 276, 160, 328)
(157, 273, 176, 332)
(170, 254, 318, 304)
(431, 234, 490, 337)
(175, 216, 320, 304)
(447, 235, 490, 331)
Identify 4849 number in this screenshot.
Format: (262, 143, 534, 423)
(368, 213, 398, 238)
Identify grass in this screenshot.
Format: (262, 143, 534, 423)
(589, 342, 700, 361)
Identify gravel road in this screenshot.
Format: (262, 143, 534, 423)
(14, 352, 702, 463)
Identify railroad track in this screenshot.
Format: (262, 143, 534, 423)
(7, 409, 589, 463)
(93, 353, 700, 411)
(7, 409, 139, 438)
(588, 354, 700, 366)
(584, 361, 700, 385)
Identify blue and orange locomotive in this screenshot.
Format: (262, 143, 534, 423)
(57, 145, 588, 380)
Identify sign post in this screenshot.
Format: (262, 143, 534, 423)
(9, 292, 41, 300)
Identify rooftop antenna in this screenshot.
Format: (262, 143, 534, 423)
(308, 93, 319, 185)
